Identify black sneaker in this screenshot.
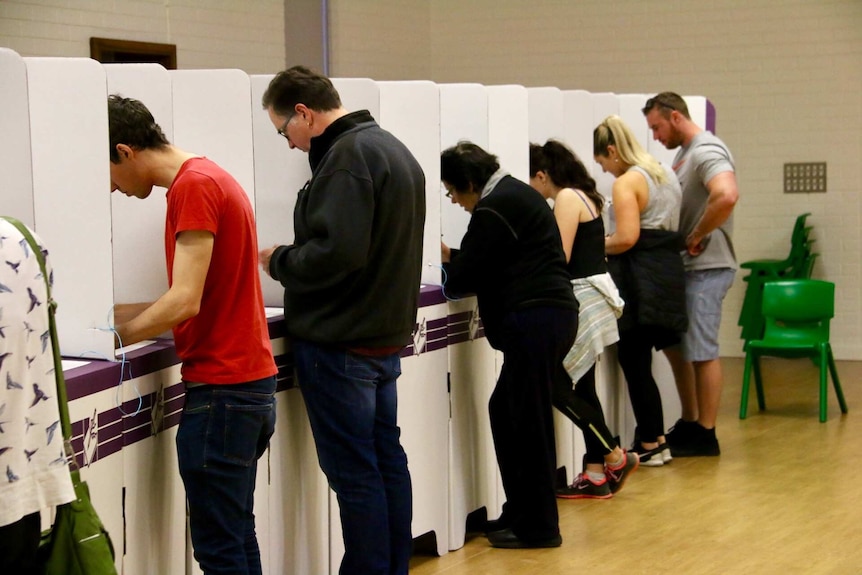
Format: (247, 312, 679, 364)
(666, 419, 699, 448)
(604, 450, 639, 494)
(669, 425, 721, 457)
(556, 473, 612, 499)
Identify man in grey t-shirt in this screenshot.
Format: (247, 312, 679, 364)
(643, 92, 739, 457)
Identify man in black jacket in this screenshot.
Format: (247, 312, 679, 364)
(259, 66, 425, 575)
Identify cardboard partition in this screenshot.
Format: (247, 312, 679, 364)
(0, 48, 34, 226)
(105, 63, 173, 306)
(487, 85, 529, 182)
(377, 81, 442, 286)
(438, 83, 488, 248)
(24, 56, 115, 359)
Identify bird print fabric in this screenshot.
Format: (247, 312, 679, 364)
(0, 219, 74, 528)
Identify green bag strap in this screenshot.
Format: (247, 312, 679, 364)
(1, 217, 73, 447)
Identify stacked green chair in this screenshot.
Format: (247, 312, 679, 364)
(738, 213, 816, 346)
(739, 279, 846, 422)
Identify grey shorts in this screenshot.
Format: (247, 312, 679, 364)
(680, 268, 736, 362)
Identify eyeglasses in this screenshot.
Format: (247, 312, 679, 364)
(277, 113, 295, 138)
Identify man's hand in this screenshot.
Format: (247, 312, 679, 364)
(259, 245, 279, 278)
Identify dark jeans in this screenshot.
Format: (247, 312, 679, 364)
(489, 306, 578, 541)
(176, 376, 277, 575)
(0, 511, 40, 575)
(552, 364, 618, 465)
(293, 340, 413, 575)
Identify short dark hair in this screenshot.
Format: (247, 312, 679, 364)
(530, 140, 603, 214)
(261, 65, 342, 116)
(440, 141, 500, 193)
(107, 95, 170, 163)
(642, 91, 691, 120)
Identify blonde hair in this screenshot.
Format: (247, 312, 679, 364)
(593, 115, 667, 185)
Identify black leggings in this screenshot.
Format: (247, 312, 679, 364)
(552, 364, 618, 465)
(617, 325, 671, 443)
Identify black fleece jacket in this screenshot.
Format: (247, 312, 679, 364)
(443, 175, 577, 349)
(269, 110, 426, 347)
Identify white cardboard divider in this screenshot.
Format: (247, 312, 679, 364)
(250, 73, 313, 307)
(170, 70, 256, 203)
(562, 89, 595, 177)
(619, 93, 652, 151)
(0, 48, 34, 226)
(483, 83, 530, 518)
(376, 80, 449, 557)
(105, 64, 173, 306)
(438, 83, 488, 248)
(377, 81, 442, 286)
(24, 57, 115, 358)
(487, 85, 529, 182)
(527, 86, 566, 144)
(170, 69, 261, 575)
(438, 83, 497, 550)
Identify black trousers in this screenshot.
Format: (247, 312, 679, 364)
(489, 306, 578, 540)
(0, 511, 41, 575)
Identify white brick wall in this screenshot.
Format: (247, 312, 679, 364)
(330, 0, 862, 359)
(0, 0, 284, 73)
(328, 0, 430, 80)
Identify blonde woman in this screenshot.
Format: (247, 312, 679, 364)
(594, 115, 686, 466)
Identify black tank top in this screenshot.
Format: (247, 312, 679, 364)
(567, 217, 607, 279)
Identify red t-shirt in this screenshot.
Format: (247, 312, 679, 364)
(164, 158, 277, 384)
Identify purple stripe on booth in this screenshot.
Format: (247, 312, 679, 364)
(706, 99, 716, 133)
(419, 284, 447, 307)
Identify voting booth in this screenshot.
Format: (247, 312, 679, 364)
(0, 45, 711, 573)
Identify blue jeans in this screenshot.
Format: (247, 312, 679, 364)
(176, 376, 277, 575)
(292, 340, 413, 575)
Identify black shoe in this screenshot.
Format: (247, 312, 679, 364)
(666, 419, 699, 447)
(484, 510, 511, 534)
(630, 441, 668, 467)
(487, 528, 562, 549)
(669, 424, 721, 457)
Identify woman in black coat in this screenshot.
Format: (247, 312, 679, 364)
(440, 141, 578, 549)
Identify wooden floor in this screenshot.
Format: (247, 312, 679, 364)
(408, 357, 862, 575)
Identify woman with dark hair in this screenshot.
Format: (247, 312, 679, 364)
(594, 115, 687, 466)
(440, 141, 577, 549)
(529, 139, 638, 499)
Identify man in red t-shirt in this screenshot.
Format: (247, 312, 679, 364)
(108, 95, 277, 575)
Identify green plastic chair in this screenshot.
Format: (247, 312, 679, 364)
(738, 214, 816, 346)
(740, 279, 847, 422)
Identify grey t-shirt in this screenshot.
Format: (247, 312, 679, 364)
(673, 130, 738, 271)
(629, 164, 681, 232)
